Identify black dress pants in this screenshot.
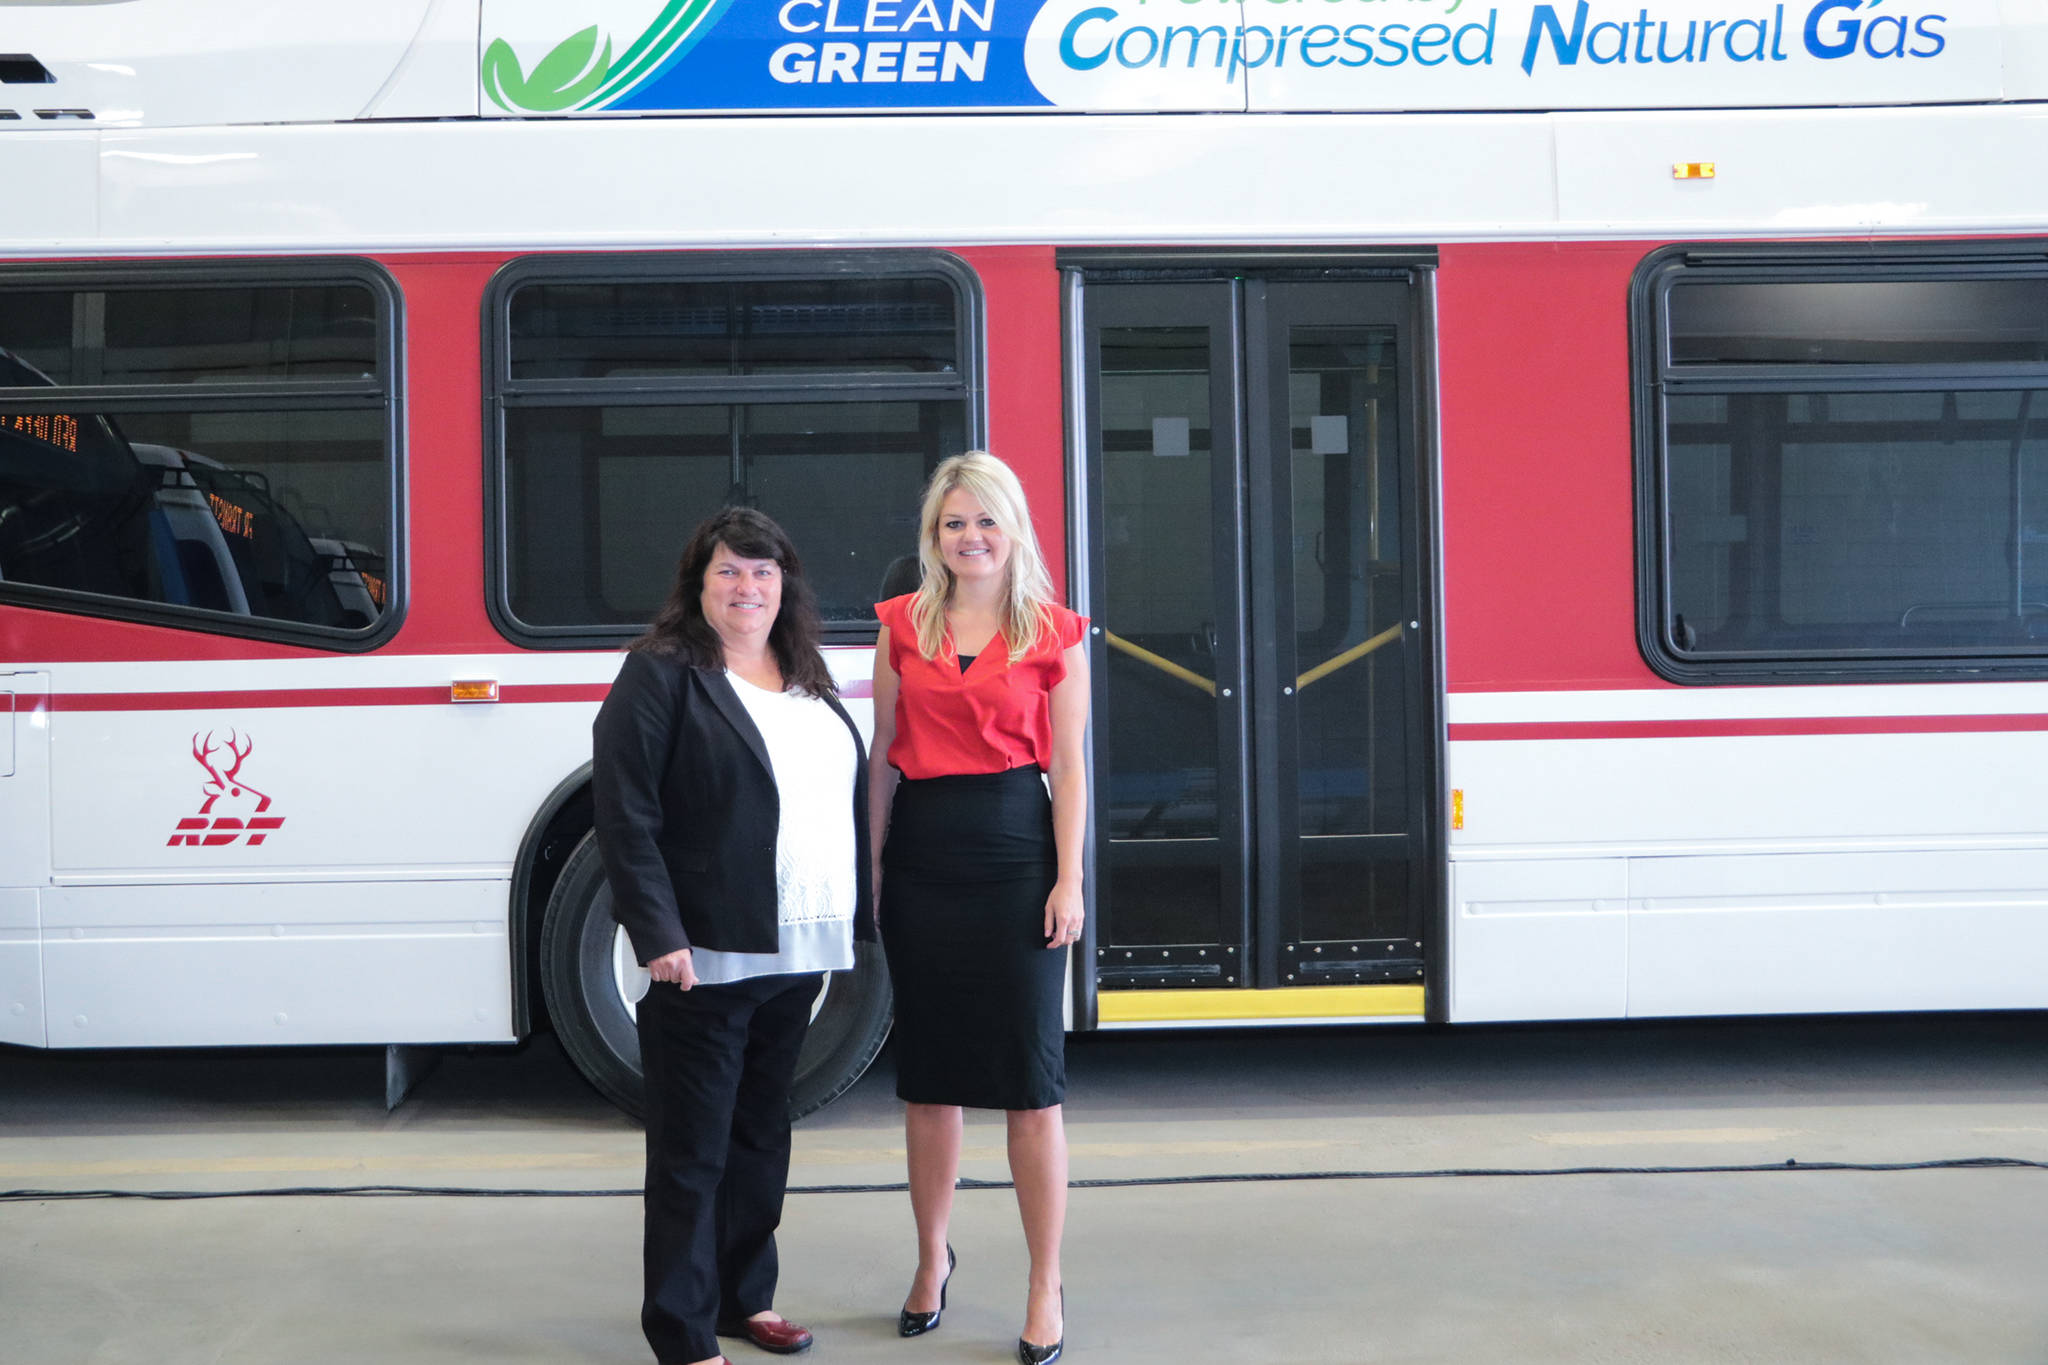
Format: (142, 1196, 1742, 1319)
(637, 970, 821, 1365)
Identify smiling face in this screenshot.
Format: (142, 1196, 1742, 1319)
(698, 542, 783, 652)
(935, 487, 1013, 587)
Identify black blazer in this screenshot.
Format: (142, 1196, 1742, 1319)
(592, 648, 876, 964)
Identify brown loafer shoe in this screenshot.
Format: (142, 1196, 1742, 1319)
(716, 1314, 814, 1355)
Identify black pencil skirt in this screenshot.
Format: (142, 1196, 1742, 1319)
(880, 765, 1066, 1111)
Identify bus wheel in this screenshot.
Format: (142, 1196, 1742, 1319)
(790, 938, 893, 1119)
(538, 832, 893, 1121)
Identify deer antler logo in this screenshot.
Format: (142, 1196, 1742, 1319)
(192, 729, 271, 814)
(170, 729, 284, 848)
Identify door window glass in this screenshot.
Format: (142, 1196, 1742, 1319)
(1098, 322, 1229, 967)
(1286, 325, 1411, 948)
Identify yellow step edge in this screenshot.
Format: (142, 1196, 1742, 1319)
(1097, 984, 1425, 1024)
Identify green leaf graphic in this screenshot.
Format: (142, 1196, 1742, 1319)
(531, 26, 604, 96)
(480, 38, 521, 112)
(479, 27, 613, 114)
(483, 0, 732, 115)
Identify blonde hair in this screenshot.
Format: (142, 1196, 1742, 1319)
(907, 451, 1057, 663)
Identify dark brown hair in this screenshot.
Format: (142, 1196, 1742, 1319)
(630, 506, 837, 698)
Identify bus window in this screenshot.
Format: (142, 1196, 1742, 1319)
(503, 399, 963, 630)
(131, 444, 250, 615)
(487, 253, 980, 645)
(1635, 247, 2048, 681)
(100, 284, 379, 384)
(0, 266, 399, 643)
(1667, 280, 2048, 367)
(308, 537, 385, 629)
(176, 452, 353, 629)
(508, 277, 958, 379)
(0, 417, 158, 603)
(0, 351, 165, 602)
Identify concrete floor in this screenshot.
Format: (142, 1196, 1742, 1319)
(5, 1014, 2048, 1364)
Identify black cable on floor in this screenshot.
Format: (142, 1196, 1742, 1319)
(2, 1155, 2043, 1202)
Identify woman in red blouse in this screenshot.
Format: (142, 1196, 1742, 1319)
(869, 451, 1089, 1365)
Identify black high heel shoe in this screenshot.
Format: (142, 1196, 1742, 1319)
(1017, 1286, 1063, 1365)
(897, 1244, 955, 1338)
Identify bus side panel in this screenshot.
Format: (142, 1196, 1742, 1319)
(956, 245, 1070, 594)
(1448, 725, 2048, 851)
(3, 134, 96, 246)
(0, 888, 42, 1047)
(1436, 241, 2048, 1023)
(46, 692, 605, 877)
(387, 256, 507, 655)
(1435, 240, 1659, 1023)
(1448, 858, 1627, 1023)
(1435, 240, 1658, 694)
(1629, 849, 2048, 1017)
(41, 880, 515, 1048)
(1, 675, 49, 1046)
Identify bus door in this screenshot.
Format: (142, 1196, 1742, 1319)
(1066, 263, 1438, 1026)
(0, 669, 49, 1045)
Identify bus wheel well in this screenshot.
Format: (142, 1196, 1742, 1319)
(512, 771, 594, 1038)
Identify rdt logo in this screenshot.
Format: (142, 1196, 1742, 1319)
(166, 730, 286, 848)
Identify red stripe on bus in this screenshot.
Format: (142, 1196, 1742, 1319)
(1449, 714, 2048, 742)
(48, 678, 872, 712)
(49, 684, 613, 712)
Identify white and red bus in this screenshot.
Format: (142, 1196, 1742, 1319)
(5, 0, 2048, 1114)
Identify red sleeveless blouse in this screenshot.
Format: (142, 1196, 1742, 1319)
(875, 593, 1088, 781)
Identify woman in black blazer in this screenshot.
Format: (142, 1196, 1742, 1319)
(594, 506, 873, 1365)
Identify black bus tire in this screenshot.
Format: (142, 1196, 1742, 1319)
(538, 835, 645, 1117)
(538, 831, 892, 1123)
(789, 937, 893, 1119)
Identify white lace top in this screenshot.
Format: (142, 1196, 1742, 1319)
(687, 673, 858, 985)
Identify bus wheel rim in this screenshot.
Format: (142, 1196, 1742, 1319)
(612, 926, 650, 1021)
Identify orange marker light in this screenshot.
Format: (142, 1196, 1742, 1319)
(451, 680, 500, 703)
(1673, 162, 1717, 180)
(1451, 788, 1465, 831)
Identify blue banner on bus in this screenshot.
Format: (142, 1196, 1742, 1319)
(479, 0, 2006, 116)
